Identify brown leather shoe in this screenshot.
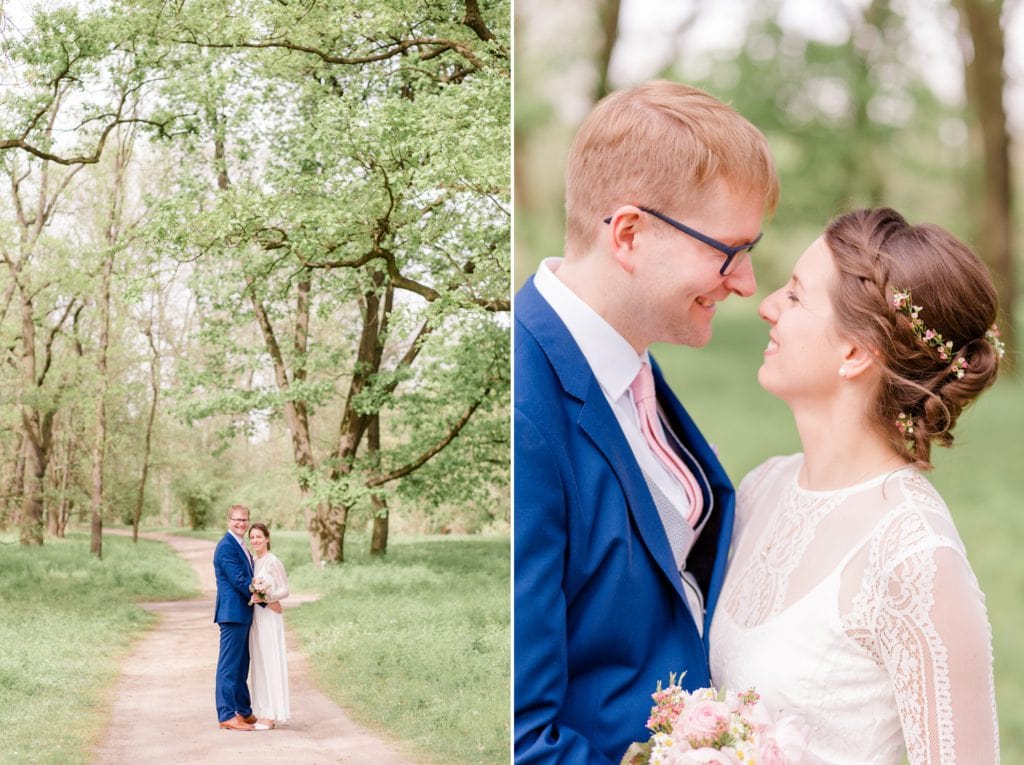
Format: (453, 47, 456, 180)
(219, 714, 254, 731)
(240, 714, 258, 724)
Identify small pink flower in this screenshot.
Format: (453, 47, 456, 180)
(675, 699, 730, 744)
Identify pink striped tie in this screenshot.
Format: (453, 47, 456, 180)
(630, 361, 703, 527)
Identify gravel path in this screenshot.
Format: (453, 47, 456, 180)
(92, 531, 419, 765)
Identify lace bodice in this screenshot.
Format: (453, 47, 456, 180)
(253, 553, 289, 603)
(709, 454, 998, 764)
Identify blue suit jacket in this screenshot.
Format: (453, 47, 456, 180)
(213, 532, 254, 625)
(513, 276, 735, 764)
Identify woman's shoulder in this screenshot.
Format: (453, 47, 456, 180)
(733, 453, 802, 524)
(266, 551, 287, 568)
(863, 470, 967, 566)
(738, 453, 802, 493)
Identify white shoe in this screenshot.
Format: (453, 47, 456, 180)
(254, 721, 276, 731)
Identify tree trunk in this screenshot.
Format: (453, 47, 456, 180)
(956, 0, 1016, 367)
(317, 503, 348, 563)
(593, 0, 621, 101)
(17, 286, 45, 546)
(46, 430, 64, 536)
(370, 495, 389, 557)
(52, 430, 72, 539)
(368, 413, 388, 556)
(0, 433, 25, 529)
(19, 433, 47, 546)
(90, 252, 113, 559)
(132, 322, 160, 543)
(248, 274, 327, 563)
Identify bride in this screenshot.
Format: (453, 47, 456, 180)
(248, 522, 291, 729)
(709, 208, 1001, 763)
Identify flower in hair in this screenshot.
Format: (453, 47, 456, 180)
(986, 325, 1006, 359)
(892, 288, 954, 361)
(950, 356, 968, 379)
(896, 412, 915, 437)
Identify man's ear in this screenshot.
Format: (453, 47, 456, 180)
(607, 206, 644, 273)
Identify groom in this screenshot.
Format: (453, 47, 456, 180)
(514, 81, 779, 764)
(213, 503, 279, 731)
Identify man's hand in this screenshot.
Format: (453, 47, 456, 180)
(268, 602, 283, 614)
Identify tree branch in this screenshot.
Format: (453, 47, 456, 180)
(462, 0, 496, 42)
(365, 383, 494, 488)
(37, 299, 78, 387)
(165, 34, 494, 70)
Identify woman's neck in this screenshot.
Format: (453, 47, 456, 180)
(792, 402, 907, 491)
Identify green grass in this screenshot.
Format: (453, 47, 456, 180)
(654, 305, 1024, 760)
(175, 528, 510, 765)
(293, 535, 509, 765)
(0, 532, 199, 765)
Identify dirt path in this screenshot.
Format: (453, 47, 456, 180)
(92, 531, 419, 765)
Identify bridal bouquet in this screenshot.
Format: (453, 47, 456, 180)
(621, 675, 807, 765)
(248, 577, 271, 605)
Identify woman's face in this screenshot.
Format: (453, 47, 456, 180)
(249, 528, 268, 553)
(756, 236, 846, 404)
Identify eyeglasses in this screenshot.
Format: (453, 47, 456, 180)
(603, 206, 762, 276)
(229, 517, 249, 523)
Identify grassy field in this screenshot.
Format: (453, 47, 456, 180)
(0, 532, 198, 765)
(178, 528, 510, 765)
(291, 534, 509, 765)
(653, 304, 1024, 760)
(1, 527, 509, 765)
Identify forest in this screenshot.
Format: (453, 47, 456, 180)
(0, 0, 511, 565)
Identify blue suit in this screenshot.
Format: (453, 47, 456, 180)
(513, 277, 735, 764)
(213, 531, 254, 722)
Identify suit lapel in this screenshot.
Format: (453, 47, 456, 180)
(517, 279, 689, 604)
(226, 531, 253, 576)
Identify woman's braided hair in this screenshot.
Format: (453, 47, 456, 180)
(824, 207, 1002, 468)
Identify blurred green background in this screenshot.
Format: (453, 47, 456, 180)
(515, 0, 1024, 758)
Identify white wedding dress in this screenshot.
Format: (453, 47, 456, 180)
(249, 552, 290, 723)
(709, 454, 998, 764)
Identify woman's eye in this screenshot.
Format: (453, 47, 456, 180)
(786, 291, 799, 303)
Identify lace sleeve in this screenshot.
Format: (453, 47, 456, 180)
(868, 541, 999, 764)
(268, 556, 290, 603)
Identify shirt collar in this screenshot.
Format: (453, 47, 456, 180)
(534, 257, 646, 402)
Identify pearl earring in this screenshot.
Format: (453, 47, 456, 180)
(839, 366, 847, 378)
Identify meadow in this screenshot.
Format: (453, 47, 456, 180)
(282, 533, 510, 765)
(653, 303, 1024, 760)
(0, 529, 509, 765)
(0, 533, 198, 764)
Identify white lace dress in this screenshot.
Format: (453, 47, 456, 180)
(249, 552, 290, 723)
(709, 454, 998, 764)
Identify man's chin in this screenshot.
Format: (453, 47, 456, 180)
(673, 325, 713, 349)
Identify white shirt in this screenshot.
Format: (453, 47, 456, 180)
(230, 529, 252, 565)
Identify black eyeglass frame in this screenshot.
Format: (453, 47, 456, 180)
(603, 206, 763, 276)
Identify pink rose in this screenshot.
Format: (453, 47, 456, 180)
(757, 737, 789, 765)
(674, 699, 730, 744)
(668, 747, 741, 765)
(759, 715, 809, 764)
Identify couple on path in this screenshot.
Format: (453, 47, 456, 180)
(514, 81, 1002, 763)
(214, 504, 291, 732)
